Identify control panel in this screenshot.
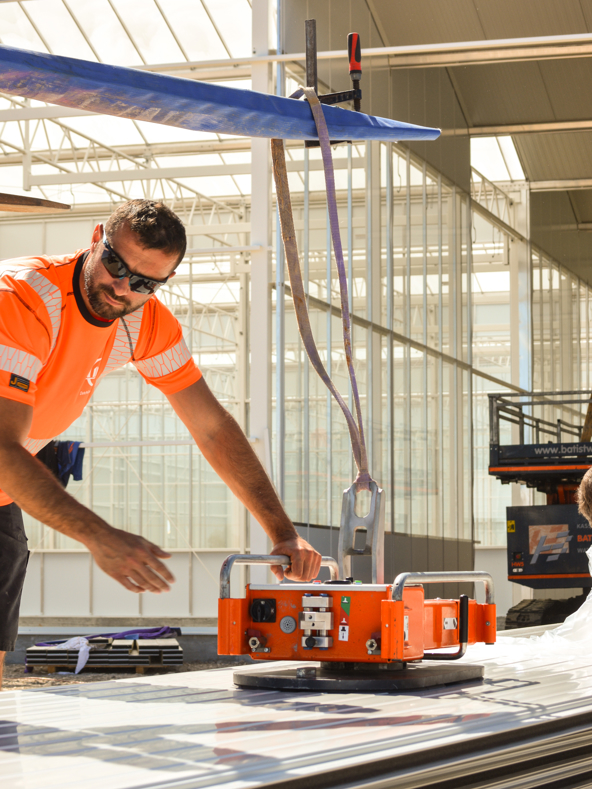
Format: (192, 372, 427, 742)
(218, 582, 496, 664)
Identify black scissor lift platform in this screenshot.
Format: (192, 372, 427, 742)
(488, 391, 592, 591)
(489, 390, 592, 494)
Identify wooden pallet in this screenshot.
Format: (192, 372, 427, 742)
(26, 637, 183, 673)
(40, 664, 168, 675)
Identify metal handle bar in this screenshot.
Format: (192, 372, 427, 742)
(220, 554, 339, 599)
(424, 594, 469, 661)
(392, 571, 495, 604)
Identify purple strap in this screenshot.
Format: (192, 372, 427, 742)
(271, 87, 371, 491)
(36, 626, 180, 646)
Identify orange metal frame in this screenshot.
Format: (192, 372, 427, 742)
(489, 465, 592, 473)
(219, 585, 496, 663)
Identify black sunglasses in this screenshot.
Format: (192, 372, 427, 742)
(101, 231, 170, 294)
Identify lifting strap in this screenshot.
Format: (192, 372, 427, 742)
(271, 86, 371, 492)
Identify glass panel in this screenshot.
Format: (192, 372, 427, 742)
(271, 143, 484, 556)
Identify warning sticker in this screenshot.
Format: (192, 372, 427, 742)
(339, 596, 350, 642)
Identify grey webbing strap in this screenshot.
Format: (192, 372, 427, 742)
(271, 87, 371, 491)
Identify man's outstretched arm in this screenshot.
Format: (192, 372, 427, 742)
(0, 396, 174, 593)
(167, 377, 322, 581)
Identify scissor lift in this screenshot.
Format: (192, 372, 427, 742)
(489, 391, 592, 591)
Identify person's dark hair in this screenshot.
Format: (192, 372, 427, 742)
(577, 468, 592, 524)
(105, 199, 186, 266)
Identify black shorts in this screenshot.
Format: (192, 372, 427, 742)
(0, 503, 29, 652)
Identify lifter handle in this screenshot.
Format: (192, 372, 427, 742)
(220, 554, 339, 599)
(391, 571, 495, 604)
(424, 594, 469, 661)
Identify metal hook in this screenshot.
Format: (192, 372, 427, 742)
(338, 479, 385, 583)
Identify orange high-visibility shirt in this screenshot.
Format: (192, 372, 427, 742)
(0, 249, 202, 505)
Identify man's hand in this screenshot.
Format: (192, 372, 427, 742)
(168, 381, 323, 583)
(86, 527, 175, 593)
(270, 536, 321, 582)
(0, 396, 175, 595)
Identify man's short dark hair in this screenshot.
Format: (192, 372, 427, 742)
(105, 199, 186, 266)
(577, 468, 592, 524)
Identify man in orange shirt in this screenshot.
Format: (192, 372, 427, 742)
(0, 199, 321, 686)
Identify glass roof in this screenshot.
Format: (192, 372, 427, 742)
(471, 136, 525, 183)
(0, 0, 255, 206)
(0, 0, 252, 64)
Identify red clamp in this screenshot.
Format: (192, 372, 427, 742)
(348, 32, 362, 80)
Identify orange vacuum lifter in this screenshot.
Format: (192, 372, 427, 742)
(218, 21, 495, 693)
(218, 554, 496, 692)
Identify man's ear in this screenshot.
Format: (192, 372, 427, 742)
(168, 271, 176, 280)
(90, 222, 103, 249)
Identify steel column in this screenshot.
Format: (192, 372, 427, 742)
(249, 0, 273, 583)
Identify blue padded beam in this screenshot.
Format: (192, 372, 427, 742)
(0, 45, 440, 142)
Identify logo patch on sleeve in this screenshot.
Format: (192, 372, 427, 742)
(9, 374, 30, 392)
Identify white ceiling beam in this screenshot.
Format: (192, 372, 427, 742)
(27, 163, 241, 186)
(0, 106, 96, 121)
(186, 244, 263, 255)
(186, 213, 441, 236)
(186, 217, 365, 237)
(442, 121, 592, 136)
(186, 222, 251, 235)
(534, 223, 592, 231)
(530, 179, 592, 191)
(17, 1, 54, 55)
(153, 0, 190, 62)
(363, 0, 390, 47)
(0, 137, 327, 160)
(199, 0, 232, 58)
(28, 156, 364, 186)
(0, 138, 252, 164)
(140, 32, 592, 77)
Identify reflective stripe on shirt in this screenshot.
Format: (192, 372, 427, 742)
(24, 437, 52, 455)
(12, 269, 62, 354)
(0, 345, 42, 382)
(134, 338, 192, 379)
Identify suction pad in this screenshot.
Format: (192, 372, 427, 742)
(233, 661, 484, 692)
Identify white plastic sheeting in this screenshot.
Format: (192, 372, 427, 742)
(3, 639, 592, 789)
(462, 546, 592, 665)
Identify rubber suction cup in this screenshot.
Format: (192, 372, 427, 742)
(233, 661, 484, 692)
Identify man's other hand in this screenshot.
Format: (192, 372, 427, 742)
(270, 536, 321, 581)
(87, 527, 175, 593)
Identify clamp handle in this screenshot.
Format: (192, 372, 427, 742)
(391, 573, 495, 661)
(220, 553, 339, 599)
(391, 571, 495, 604)
(424, 594, 470, 661)
(348, 32, 362, 80)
